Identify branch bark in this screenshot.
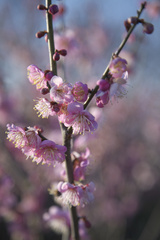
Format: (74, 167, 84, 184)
(45, 1, 80, 239)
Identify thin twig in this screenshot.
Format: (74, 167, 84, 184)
(84, 1, 146, 110)
(46, 0, 57, 75)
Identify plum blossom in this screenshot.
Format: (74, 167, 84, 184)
(43, 206, 70, 234)
(24, 126, 41, 149)
(7, 125, 67, 166)
(6, 124, 27, 149)
(6, 124, 41, 150)
(34, 98, 57, 118)
(79, 218, 91, 240)
(96, 70, 129, 107)
(63, 102, 98, 135)
(57, 181, 81, 206)
(97, 79, 110, 91)
(109, 57, 127, 78)
(109, 71, 128, 101)
(72, 148, 90, 181)
(96, 78, 110, 108)
(27, 64, 47, 90)
(57, 181, 95, 207)
(50, 76, 73, 104)
(72, 82, 88, 102)
(79, 182, 95, 207)
(96, 90, 109, 108)
(32, 140, 67, 166)
(57, 103, 69, 123)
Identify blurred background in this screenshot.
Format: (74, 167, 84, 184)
(0, 0, 160, 240)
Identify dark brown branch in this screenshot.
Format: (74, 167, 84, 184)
(45, 1, 80, 239)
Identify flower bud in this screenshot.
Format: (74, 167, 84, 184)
(48, 4, 59, 15)
(124, 20, 131, 32)
(109, 57, 127, 79)
(58, 49, 67, 56)
(127, 17, 138, 24)
(72, 82, 88, 102)
(82, 217, 91, 229)
(50, 102, 60, 113)
(97, 79, 110, 91)
(44, 70, 54, 81)
(142, 22, 154, 34)
(35, 31, 47, 39)
(37, 4, 47, 10)
(41, 88, 50, 95)
(53, 52, 60, 61)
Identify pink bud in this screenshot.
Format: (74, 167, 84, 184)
(127, 17, 138, 24)
(53, 52, 60, 61)
(44, 70, 54, 81)
(124, 20, 131, 32)
(142, 22, 154, 34)
(51, 102, 60, 113)
(48, 4, 59, 15)
(58, 49, 67, 56)
(82, 217, 91, 229)
(35, 31, 47, 38)
(41, 88, 50, 95)
(37, 4, 47, 10)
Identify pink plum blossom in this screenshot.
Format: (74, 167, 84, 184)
(72, 148, 90, 181)
(6, 124, 28, 149)
(57, 181, 95, 207)
(6, 124, 41, 149)
(27, 64, 47, 90)
(79, 218, 91, 240)
(33, 140, 67, 166)
(57, 181, 81, 206)
(34, 98, 57, 118)
(109, 57, 128, 78)
(63, 102, 98, 135)
(96, 71, 128, 107)
(6, 124, 42, 161)
(72, 82, 88, 102)
(79, 182, 95, 207)
(96, 79, 110, 108)
(43, 206, 70, 234)
(57, 103, 69, 123)
(97, 79, 110, 91)
(23, 126, 41, 149)
(109, 71, 128, 101)
(96, 89, 110, 108)
(50, 76, 73, 104)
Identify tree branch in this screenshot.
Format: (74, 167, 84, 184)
(45, 1, 80, 239)
(84, 1, 147, 110)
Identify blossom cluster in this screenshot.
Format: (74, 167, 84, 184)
(6, 56, 128, 211)
(57, 181, 95, 207)
(43, 206, 90, 239)
(6, 124, 67, 166)
(28, 57, 128, 135)
(4, 1, 156, 239)
(96, 57, 128, 108)
(6, 125, 95, 209)
(28, 64, 98, 135)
